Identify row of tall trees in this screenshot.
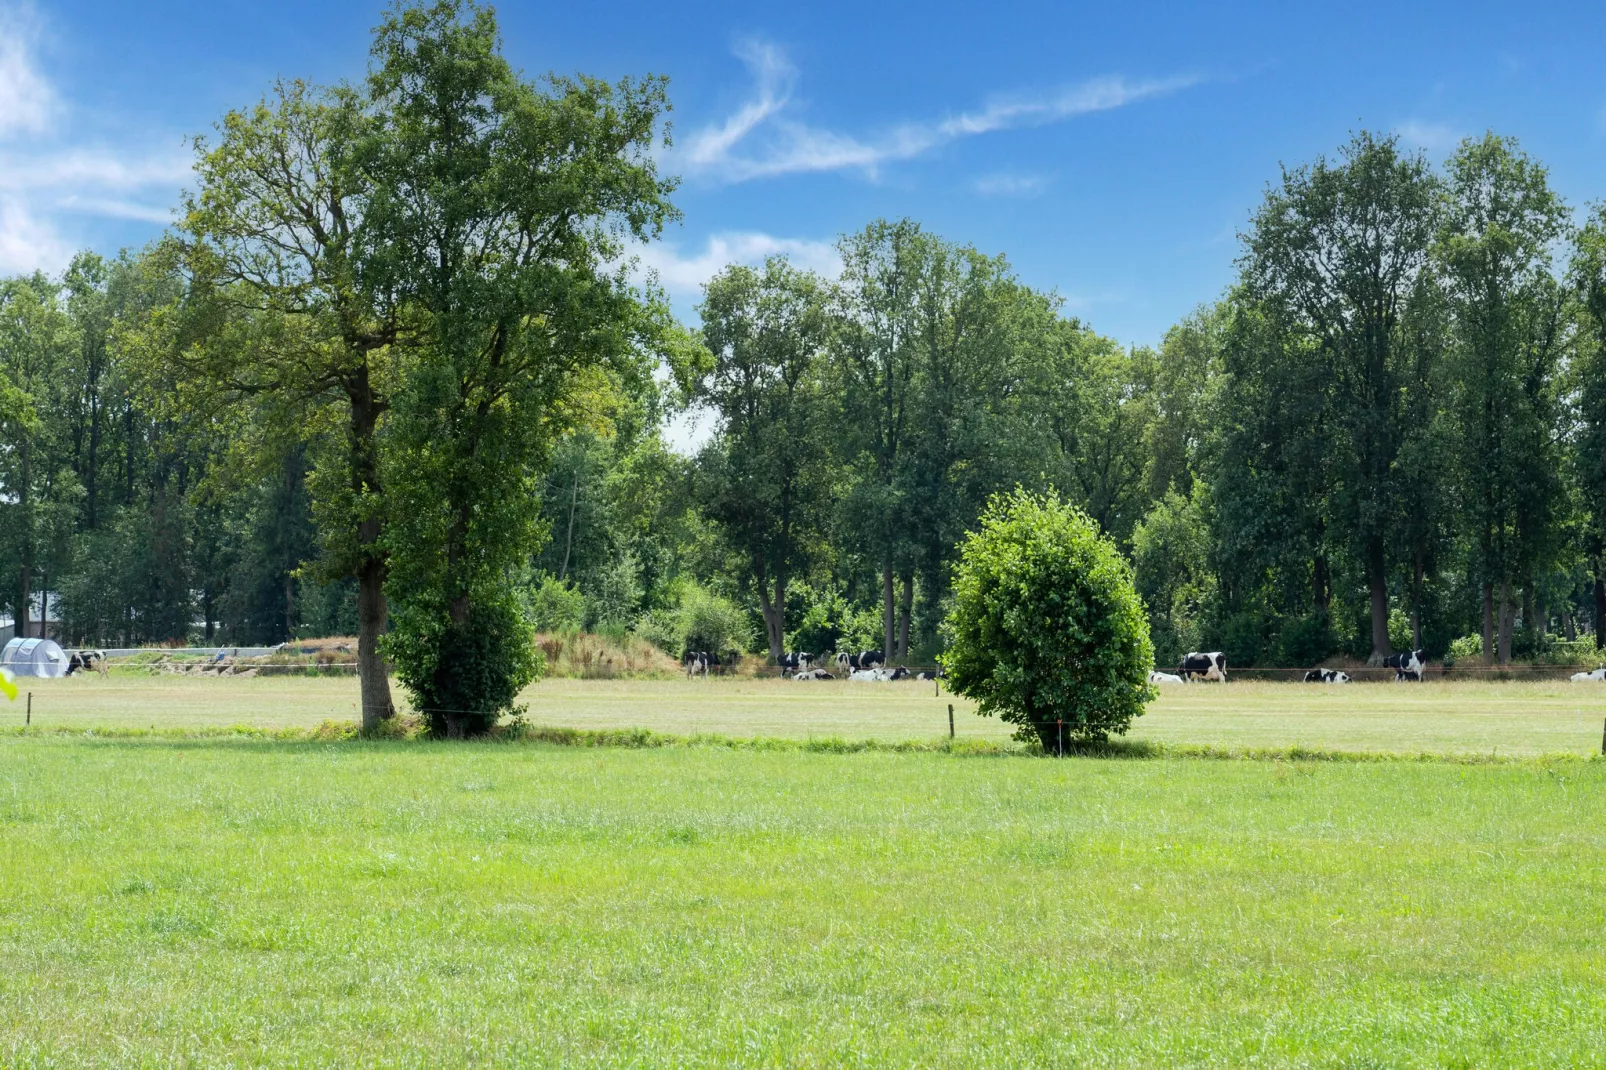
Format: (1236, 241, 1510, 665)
(692, 219, 1171, 663)
(1207, 131, 1606, 666)
(7, 46, 1606, 722)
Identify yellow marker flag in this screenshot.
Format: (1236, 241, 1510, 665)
(0, 669, 16, 702)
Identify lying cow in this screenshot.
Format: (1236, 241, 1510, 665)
(65, 649, 109, 677)
(1383, 648, 1425, 682)
(914, 670, 942, 681)
(1179, 651, 1227, 683)
(1303, 669, 1350, 683)
(777, 652, 814, 677)
(850, 667, 909, 682)
(792, 668, 835, 681)
(1570, 668, 1606, 683)
(1148, 670, 1184, 685)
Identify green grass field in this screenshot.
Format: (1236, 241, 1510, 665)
(3, 737, 1605, 1065)
(4, 677, 1606, 1064)
(9, 674, 1605, 755)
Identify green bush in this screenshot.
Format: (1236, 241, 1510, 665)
(584, 552, 643, 632)
(1387, 608, 1412, 652)
(941, 488, 1155, 749)
(1445, 633, 1482, 667)
(637, 582, 754, 656)
(519, 573, 585, 633)
(1273, 613, 1336, 668)
(785, 583, 882, 655)
(385, 592, 544, 738)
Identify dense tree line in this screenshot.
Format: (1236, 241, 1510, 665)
(4, 9, 1604, 735)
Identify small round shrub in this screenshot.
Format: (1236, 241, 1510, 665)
(386, 592, 543, 738)
(941, 488, 1155, 749)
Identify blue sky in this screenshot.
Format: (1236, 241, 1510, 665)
(5, 0, 1606, 351)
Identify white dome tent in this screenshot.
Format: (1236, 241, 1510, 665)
(1, 638, 68, 678)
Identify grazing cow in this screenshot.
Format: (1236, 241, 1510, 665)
(683, 651, 712, 678)
(1148, 671, 1184, 685)
(777, 652, 814, 677)
(65, 649, 109, 677)
(1383, 649, 1426, 682)
(1179, 651, 1227, 683)
(1303, 669, 1351, 684)
(792, 668, 835, 681)
(1570, 668, 1606, 683)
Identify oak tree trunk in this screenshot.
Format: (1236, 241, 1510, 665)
(17, 437, 31, 641)
(1482, 583, 1495, 666)
(1594, 573, 1605, 652)
(882, 556, 895, 659)
(1496, 579, 1514, 665)
(348, 370, 395, 731)
(1366, 540, 1390, 664)
(895, 570, 913, 662)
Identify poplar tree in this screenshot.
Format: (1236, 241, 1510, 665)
(1435, 133, 1569, 664)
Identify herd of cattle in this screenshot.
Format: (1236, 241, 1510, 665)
(684, 649, 939, 681)
(693, 644, 1606, 684)
(1151, 649, 1429, 684)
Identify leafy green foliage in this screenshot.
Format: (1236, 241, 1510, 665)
(385, 590, 542, 738)
(1238, 130, 1441, 661)
(784, 583, 883, 656)
(638, 582, 754, 657)
(942, 488, 1155, 746)
(1130, 486, 1215, 666)
(364, 0, 679, 733)
(696, 258, 832, 660)
(519, 573, 586, 633)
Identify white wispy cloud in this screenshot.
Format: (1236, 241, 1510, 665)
(0, 6, 191, 273)
(1395, 120, 1461, 153)
(973, 171, 1050, 197)
(633, 230, 841, 296)
(681, 41, 1198, 184)
(0, 5, 55, 138)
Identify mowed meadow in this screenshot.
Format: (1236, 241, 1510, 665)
(3, 677, 1606, 1064)
(7, 673, 1606, 755)
(3, 735, 1606, 1065)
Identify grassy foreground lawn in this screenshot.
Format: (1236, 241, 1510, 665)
(3, 738, 1605, 1065)
(9, 675, 1606, 755)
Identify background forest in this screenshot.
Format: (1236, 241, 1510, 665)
(4, 53, 1606, 679)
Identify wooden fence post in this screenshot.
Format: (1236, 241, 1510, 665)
(948, 704, 954, 740)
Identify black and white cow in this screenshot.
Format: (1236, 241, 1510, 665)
(914, 669, 943, 681)
(834, 649, 885, 673)
(1383, 649, 1425, 682)
(65, 649, 109, 677)
(1570, 668, 1606, 683)
(683, 651, 722, 678)
(777, 652, 814, 677)
(1148, 670, 1184, 684)
(792, 668, 835, 681)
(1179, 651, 1227, 683)
(1303, 669, 1350, 684)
